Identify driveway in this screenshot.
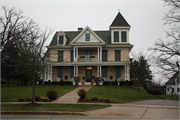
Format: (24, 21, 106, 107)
(125, 99, 179, 106)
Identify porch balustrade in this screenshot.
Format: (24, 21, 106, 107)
(77, 55, 98, 62)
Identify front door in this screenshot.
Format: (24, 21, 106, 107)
(86, 70, 92, 82)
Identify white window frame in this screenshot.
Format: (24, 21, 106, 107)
(84, 33, 91, 42)
(111, 29, 129, 44)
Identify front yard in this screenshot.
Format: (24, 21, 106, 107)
(1, 85, 78, 102)
(86, 86, 159, 103)
(163, 94, 179, 101)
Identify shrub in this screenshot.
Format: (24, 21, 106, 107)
(59, 81, 65, 85)
(51, 82, 59, 85)
(65, 81, 73, 85)
(73, 77, 81, 85)
(77, 89, 86, 99)
(103, 81, 110, 85)
(84, 98, 89, 101)
(19, 97, 24, 102)
(91, 97, 98, 101)
(94, 77, 102, 86)
(46, 90, 57, 100)
(35, 96, 40, 101)
(104, 98, 110, 103)
(111, 81, 118, 86)
(26, 97, 32, 101)
(147, 90, 162, 95)
(44, 81, 50, 85)
(43, 98, 48, 102)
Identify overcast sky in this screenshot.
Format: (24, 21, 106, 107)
(1, 0, 171, 83)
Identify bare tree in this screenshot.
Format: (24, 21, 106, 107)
(149, 0, 180, 78)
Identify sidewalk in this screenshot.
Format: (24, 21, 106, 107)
(52, 86, 92, 103)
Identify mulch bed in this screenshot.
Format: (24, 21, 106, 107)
(23, 103, 42, 106)
(77, 98, 118, 103)
(11, 99, 53, 102)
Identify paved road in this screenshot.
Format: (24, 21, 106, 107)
(125, 99, 179, 106)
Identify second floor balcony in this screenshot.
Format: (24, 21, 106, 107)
(78, 55, 98, 62)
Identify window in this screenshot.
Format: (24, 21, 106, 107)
(58, 51, 63, 62)
(114, 31, 119, 42)
(57, 67, 63, 80)
(70, 67, 74, 78)
(121, 31, 127, 42)
(85, 34, 90, 41)
(167, 88, 169, 91)
(102, 68, 108, 78)
(115, 67, 121, 80)
(172, 88, 174, 92)
(59, 36, 63, 44)
(102, 50, 107, 61)
(71, 51, 73, 62)
(177, 88, 179, 92)
(115, 50, 121, 61)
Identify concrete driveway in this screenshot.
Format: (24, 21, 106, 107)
(125, 99, 179, 106)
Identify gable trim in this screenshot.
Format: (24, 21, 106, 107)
(70, 26, 106, 45)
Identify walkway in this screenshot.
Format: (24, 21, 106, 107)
(52, 86, 92, 103)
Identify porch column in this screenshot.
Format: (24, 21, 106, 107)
(125, 65, 127, 81)
(76, 65, 78, 76)
(97, 65, 99, 77)
(100, 46, 102, 61)
(73, 47, 75, 62)
(127, 65, 130, 81)
(97, 47, 99, 62)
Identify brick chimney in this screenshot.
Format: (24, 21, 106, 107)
(78, 27, 83, 31)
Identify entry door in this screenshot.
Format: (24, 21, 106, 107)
(86, 70, 92, 82)
(86, 51, 91, 61)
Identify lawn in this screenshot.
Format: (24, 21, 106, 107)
(1, 104, 111, 112)
(163, 94, 179, 101)
(1, 85, 78, 102)
(86, 86, 159, 103)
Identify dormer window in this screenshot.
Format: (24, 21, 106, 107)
(114, 31, 119, 42)
(59, 36, 64, 44)
(85, 34, 90, 41)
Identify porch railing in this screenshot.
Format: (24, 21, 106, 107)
(77, 55, 98, 62)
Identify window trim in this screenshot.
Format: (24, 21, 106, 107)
(85, 33, 91, 42)
(114, 50, 121, 61)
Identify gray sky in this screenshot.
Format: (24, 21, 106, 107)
(1, 0, 171, 83)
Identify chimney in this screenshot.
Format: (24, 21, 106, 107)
(78, 27, 83, 31)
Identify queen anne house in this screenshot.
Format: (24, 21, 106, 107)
(45, 12, 133, 85)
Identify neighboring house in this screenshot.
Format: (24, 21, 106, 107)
(45, 12, 133, 85)
(166, 72, 180, 95)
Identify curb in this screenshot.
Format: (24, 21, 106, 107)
(1, 111, 88, 116)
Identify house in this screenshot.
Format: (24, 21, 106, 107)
(166, 72, 180, 95)
(44, 12, 133, 85)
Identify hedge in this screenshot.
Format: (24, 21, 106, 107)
(147, 90, 162, 95)
(103, 81, 134, 86)
(44, 81, 73, 85)
(103, 81, 110, 85)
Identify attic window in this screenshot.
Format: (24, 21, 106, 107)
(85, 34, 90, 41)
(59, 36, 64, 44)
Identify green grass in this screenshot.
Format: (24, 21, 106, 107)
(1, 85, 78, 102)
(163, 94, 179, 101)
(86, 86, 159, 103)
(1, 104, 111, 112)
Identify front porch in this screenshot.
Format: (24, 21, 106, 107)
(44, 65, 130, 84)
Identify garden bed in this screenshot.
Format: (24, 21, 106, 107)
(77, 97, 118, 104)
(11, 96, 53, 102)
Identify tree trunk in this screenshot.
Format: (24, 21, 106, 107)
(32, 75, 35, 103)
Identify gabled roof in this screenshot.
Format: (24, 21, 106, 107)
(166, 72, 179, 85)
(110, 12, 130, 27)
(69, 26, 105, 45)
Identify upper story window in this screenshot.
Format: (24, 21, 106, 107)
(115, 50, 121, 61)
(102, 50, 107, 61)
(58, 51, 63, 62)
(121, 31, 127, 42)
(85, 34, 90, 41)
(59, 36, 64, 44)
(114, 31, 119, 42)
